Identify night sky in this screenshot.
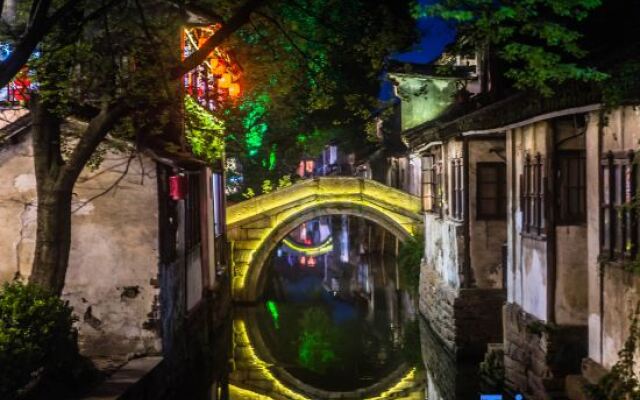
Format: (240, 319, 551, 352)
(394, 0, 456, 64)
(380, 0, 456, 101)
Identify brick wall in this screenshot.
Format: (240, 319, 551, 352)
(504, 303, 587, 399)
(420, 261, 505, 357)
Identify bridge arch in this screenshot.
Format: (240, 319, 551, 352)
(227, 177, 422, 302)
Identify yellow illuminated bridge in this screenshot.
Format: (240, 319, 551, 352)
(226, 177, 423, 303)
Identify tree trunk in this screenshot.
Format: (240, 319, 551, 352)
(28, 96, 73, 295)
(30, 185, 73, 294)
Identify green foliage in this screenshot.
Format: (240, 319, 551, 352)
(420, 0, 607, 96)
(479, 347, 505, 393)
(588, 302, 640, 399)
(398, 233, 424, 293)
(261, 179, 274, 194)
(185, 96, 225, 164)
(400, 319, 424, 369)
(32, 0, 184, 169)
(241, 187, 255, 199)
(602, 59, 640, 107)
(525, 320, 556, 335)
(0, 282, 78, 399)
(277, 174, 293, 189)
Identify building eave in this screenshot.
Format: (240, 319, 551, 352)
(404, 82, 603, 151)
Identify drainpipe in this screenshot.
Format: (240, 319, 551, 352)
(597, 110, 605, 363)
(547, 124, 557, 324)
(463, 137, 473, 288)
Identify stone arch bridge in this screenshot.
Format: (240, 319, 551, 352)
(226, 177, 423, 302)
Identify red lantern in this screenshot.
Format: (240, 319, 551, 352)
(168, 174, 187, 200)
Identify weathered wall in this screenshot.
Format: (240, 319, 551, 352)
(586, 106, 640, 368)
(419, 258, 505, 357)
(394, 75, 458, 131)
(503, 303, 587, 399)
(468, 139, 507, 288)
(0, 130, 161, 357)
(422, 213, 463, 289)
(419, 262, 457, 350)
(554, 117, 589, 326)
(420, 317, 478, 400)
(555, 225, 588, 325)
(506, 121, 550, 320)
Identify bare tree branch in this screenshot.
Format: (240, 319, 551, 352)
(71, 152, 134, 214)
(59, 101, 130, 188)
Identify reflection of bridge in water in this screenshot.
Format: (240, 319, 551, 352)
(226, 177, 423, 303)
(230, 311, 426, 400)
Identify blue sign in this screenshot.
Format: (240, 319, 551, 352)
(480, 395, 524, 400)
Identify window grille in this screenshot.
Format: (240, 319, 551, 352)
(600, 151, 639, 261)
(521, 153, 545, 235)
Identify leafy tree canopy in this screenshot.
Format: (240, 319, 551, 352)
(216, 0, 417, 190)
(417, 0, 607, 96)
(28, 0, 416, 192)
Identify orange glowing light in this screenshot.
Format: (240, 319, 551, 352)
(229, 83, 241, 97)
(198, 36, 209, 49)
(299, 256, 306, 265)
(213, 63, 227, 76)
(219, 73, 232, 88)
(308, 257, 316, 267)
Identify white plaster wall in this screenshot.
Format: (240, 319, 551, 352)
(423, 212, 462, 290)
(468, 139, 507, 288)
(0, 130, 161, 357)
(506, 122, 550, 321)
(521, 237, 548, 321)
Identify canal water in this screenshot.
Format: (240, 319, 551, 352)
(228, 215, 488, 400)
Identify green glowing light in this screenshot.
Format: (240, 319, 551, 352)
(266, 300, 279, 329)
(268, 145, 277, 171)
(240, 93, 271, 157)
